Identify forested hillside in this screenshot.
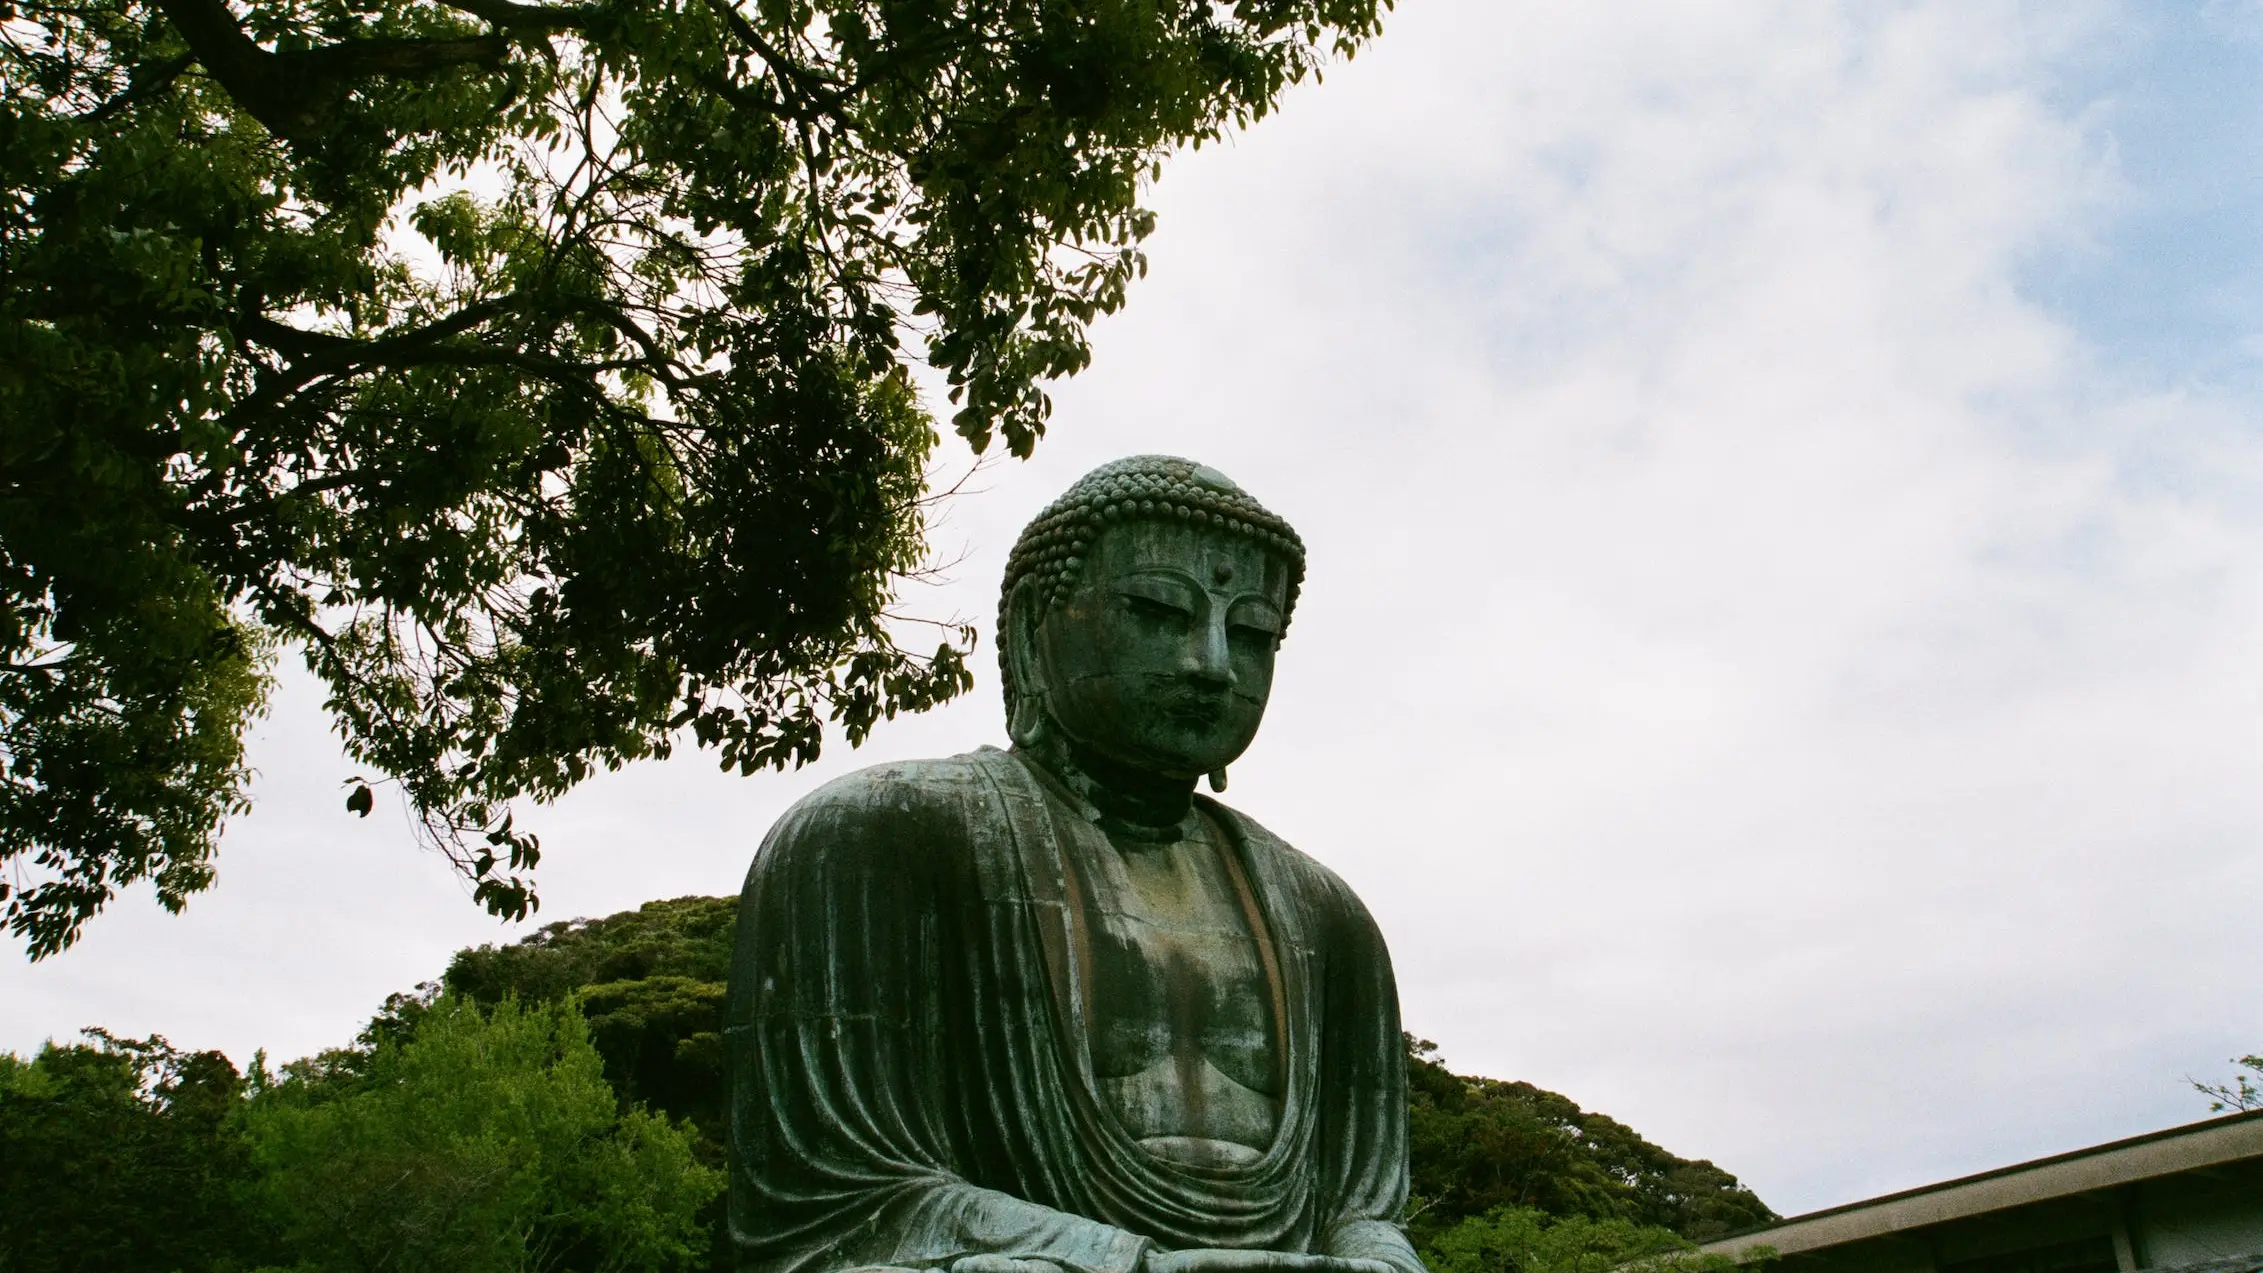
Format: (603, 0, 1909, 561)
(1407, 1040, 1774, 1244)
(0, 896, 1773, 1272)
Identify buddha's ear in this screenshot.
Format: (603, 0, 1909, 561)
(1003, 577, 1052, 748)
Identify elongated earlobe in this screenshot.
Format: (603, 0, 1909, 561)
(1207, 768, 1228, 793)
(1008, 696, 1051, 748)
(1004, 578, 1053, 748)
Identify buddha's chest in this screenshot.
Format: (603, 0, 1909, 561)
(1077, 821, 1282, 1163)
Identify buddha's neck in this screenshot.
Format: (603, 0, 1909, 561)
(1021, 732, 1196, 830)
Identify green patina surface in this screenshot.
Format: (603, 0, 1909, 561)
(728, 457, 1424, 1273)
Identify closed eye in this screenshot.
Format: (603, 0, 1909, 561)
(1123, 594, 1193, 621)
(1228, 623, 1277, 647)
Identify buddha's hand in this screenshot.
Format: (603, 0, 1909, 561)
(951, 1257, 1065, 1273)
(1145, 1251, 1397, 1273)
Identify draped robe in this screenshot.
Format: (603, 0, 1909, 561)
(727, 747, 1422, 1273)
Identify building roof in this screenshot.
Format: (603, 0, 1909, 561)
(1703, 1109, 2263, 1261)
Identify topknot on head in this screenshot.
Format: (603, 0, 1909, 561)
(996, 455, 1307, 717)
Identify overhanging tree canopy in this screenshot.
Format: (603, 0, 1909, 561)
(0, 0, 1389, 955)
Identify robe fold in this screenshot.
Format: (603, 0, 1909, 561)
(728, 748, 1422, 1273)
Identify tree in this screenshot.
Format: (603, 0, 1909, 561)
(446, 896, 735, 1133)
(2192, 1054, 2263, 1113)
(1421, 1206, 1754, 1273)
(443, 896, 740, 1267)
(0, 0, 1392, 956)
(1406, 1039, 1775, 1245)
(0, 1030, 260, 1273)
(445, 894, 737, 1006)
(242, 992, 721, 1273)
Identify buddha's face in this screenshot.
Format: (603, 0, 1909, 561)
(1031, 518, 1291, 780)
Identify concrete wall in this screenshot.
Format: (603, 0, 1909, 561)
(2133, 1160, 2263, 1270)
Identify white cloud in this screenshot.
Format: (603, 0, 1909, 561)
(10, 0, 2263, 1219)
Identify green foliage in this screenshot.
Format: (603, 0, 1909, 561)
(577, 976, 729, 1136)
(0, 595, 274, 958)
(242, 993, 721, 1273)
(0, 1030, 260, 1273)
(0, 993, 719, 1271)
(1407, 1039, 1775, 1245)
(0, 0, 1391, 956)
(2192, 1054, 2263, 1112)
(442, 896, 739, 1266)
(446, 895, 736, 1132)
(1421, 1206, 1753, 1273)
(447, 894, 738, 1002)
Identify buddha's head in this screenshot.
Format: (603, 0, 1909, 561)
(999, 456, 1306, 786)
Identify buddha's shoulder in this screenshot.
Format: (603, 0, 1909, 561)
(790, 750, 1006, 814)
(751, 750, 1010, 862)
(1204, 799, 1378, 926)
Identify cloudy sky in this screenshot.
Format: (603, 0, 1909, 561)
(11, 0, 2263, 1220)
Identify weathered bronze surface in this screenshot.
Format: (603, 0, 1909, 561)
(728, 457, 1424, 1273)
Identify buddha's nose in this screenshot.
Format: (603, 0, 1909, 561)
(1183, 615, 1237, 688)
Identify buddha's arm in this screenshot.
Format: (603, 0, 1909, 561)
(871, 1180, 1154, 1273)
(1145, 1250, 1406, 1273)
(729, 775, 1155, 1273)
(1318, 1224, 1424, 1273)
(955, 1248, 1404, 1273)
(1311, 876, 1428, 1273)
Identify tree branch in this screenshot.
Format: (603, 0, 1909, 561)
(235, 296, 524, 367)
(80, 53, 194, 123)
(220, 297, 529, 426)
(280, 34, 508, 81)
(434, 0, 598, 32)
(149, 0, 313, 136)
(701, 0, 849, 119)
(150, 0, 515, 142)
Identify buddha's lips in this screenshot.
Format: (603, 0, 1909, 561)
(1156, 690, 1233, 726)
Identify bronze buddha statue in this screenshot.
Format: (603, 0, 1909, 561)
(728, 456, 1422, 1273)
